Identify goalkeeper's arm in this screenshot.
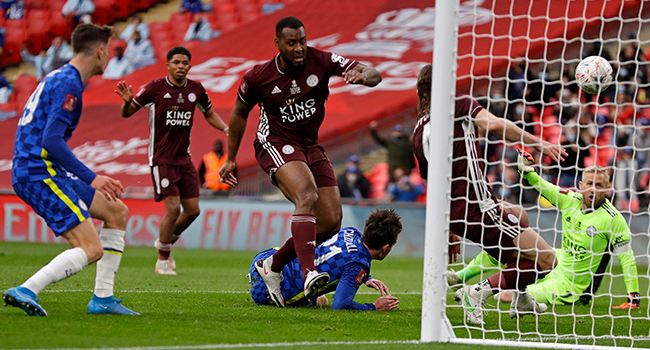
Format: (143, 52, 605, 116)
(612, 232, 641, 309)
(517, 149, 567, 208)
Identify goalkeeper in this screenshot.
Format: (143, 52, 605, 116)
(450, 150, 640, 309)
(249, 209, 401, 311)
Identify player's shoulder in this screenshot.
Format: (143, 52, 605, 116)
(44, 65, 83, 93)
(414, 114, 430, 132)
(599, 199, 621, 219)
(184, 78, 206, 90)
(454, 95, 483, 117)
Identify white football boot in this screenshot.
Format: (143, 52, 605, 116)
(445, 270, 463, 299)
(509, 290, 547, 319)
(457, 285, 487, 325)
(304, 270, 329, 299)
(255, 256, 285, 307)
(154, 239, 176, 270)
(155, 259, 177, 275)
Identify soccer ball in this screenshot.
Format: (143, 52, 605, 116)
(575, 56, 613, 94)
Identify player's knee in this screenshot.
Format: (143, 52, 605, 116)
(186, 206, 200, 220)
(165, 203, 182, 219)
(109, 201, 129, 228)
(538, 250, 556, 271)
(85, 243, 104, 264)
(294, 190, 319, 210)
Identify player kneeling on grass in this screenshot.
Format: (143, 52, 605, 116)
(249, 209, 401, 310)
(3, 24, 138, 316)
(448, 151, 641, 309)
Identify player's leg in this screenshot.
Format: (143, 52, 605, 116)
(82, 183, 138, 315)
(308, 144, 342, 244)
(156, 195, 182, 275)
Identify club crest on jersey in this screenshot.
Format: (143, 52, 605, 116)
(161, 178, 170, 188)
(188, 93, 196, 102)
(507, 213, 519, 224)
(78, 199, 88, 211)
(63, 94, 77, 112)
(586, 225, 597, 237)
(282, 145, 295, 155)
(285, 98, 295, 105)
(290, 80, 301, 94)
(307, 74, 318, 87)
(177, 93, 185, 103)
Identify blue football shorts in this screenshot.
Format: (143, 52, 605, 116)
(13, 173, 95, 236)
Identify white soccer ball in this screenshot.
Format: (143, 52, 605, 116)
(575, 56, 613, 94)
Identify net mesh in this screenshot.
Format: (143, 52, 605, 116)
(444, 0, 650, 347)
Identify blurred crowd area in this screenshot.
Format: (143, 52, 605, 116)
(473, 36, 650, 214)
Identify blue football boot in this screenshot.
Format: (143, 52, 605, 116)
(3, 287, 48, 316)
(87, 295, 140, 315)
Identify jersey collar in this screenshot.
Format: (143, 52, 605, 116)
(165, 76, 187, 88)
(274, 54, 285, 75)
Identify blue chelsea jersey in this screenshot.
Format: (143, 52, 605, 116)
(12, 64, 84, 183)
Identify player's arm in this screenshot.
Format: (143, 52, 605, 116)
(219, 97, 253, 187)
(342, 63, 382, 87)
(331, 263, 399, 311)
(610, 219, 641, 309)
(115, 81, 140, 118)
(203, 108, 229, 135)
(517, 149, 571, 208)
(473, 109, 566, 163)
(42, 118, 123, 201)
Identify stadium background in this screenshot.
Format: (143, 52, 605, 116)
(0, 0, 648, 262)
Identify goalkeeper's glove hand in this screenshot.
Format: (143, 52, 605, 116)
(517, 148, 535, 175)
(612, 292, 640, 309)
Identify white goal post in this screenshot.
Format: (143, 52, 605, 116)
(422, 0, 650, 348)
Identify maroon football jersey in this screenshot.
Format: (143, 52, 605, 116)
(412, 114, 430, 180)
(237, 46, 358, 146)
(132, 77, 212, 166)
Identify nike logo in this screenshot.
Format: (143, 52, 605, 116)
(465, 293, 474, 312)
(100, 305, 108, 310)
(263, 265, 270, 275)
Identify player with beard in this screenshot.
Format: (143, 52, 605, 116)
(4, 24, 138, 316)
(115, 46, 228, 275)
(412, 64, 567, 324)
(219, 16, 382, 307)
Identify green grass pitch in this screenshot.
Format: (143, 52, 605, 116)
(1, 242, 649, 349)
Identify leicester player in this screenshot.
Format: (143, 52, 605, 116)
(249, 209, 401, 311)
(115, 46, 228, 275)
(3, 24, 138, 316)
(220, 16, 382, 307)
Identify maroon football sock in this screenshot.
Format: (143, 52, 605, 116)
(289, 214, 317, 279)
(270, 238, 296, 272)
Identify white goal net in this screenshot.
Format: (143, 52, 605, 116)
(423, 0, 650, 348)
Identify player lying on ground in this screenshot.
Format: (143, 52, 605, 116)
(448, 152, 640, 309)
(3, 24, 138, 316)
(412, 64, 567, 324)
(249, 209, 401, 310)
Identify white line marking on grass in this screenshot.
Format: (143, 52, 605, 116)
(41, 290, 423, 295)
(18, 340, 420, 350)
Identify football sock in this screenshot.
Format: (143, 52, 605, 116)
(22, 247, 88, 296)
(157, 240, 172, 260)
(290, 214, 317, 279)
(457, 251, 503, 281)
(270, 237, 296, 272)
(94, 229, 125, 298)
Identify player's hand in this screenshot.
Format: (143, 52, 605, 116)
(374, 295, 399, 311)
(219, 159, 238, 187)
(535, 140, 567, 163)
(115, 81, 134, 104)
(91, 175, 124, 201)
(449, 233, 461, 263)
(342, 70, 366, 85)
(223, 126, 229, 136)
(365, 278, 390, 296)
(612, 292, 640, 309)
(316, 295, 329, 306)
(517, 148, 535, 175)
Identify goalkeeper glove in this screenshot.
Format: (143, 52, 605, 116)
(516, 148, 535, 175)
(612, 292, 640, 309)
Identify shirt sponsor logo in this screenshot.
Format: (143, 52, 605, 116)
(290, 80, 301, 94)
(355, 269, 367, 284)
(282, 145, 295, 155)
(63, 94, 77, 112)
(163, 93, 172, 98)
(280, 98, 316, 123)
(330, 53, 350, 68)
(586, 225, 597, 237)
(166, 110, 193, 126)
(188, 93, 196, 102)
(161, 178, 169, 188)
(307, 74, 319, 87)
(272, 86, 282, 94)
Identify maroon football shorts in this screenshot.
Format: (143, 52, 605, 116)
(150, 162, 200, 202)
(450, 205, 526, 264)
(254, 137, 337, 188)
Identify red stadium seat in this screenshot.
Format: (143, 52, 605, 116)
(154, 39, 174, 60)
(169, 12, 192, 28)
(14, 75, 38, 95)
(113, 0, 138, 21)
(92, 0, 117, 24)
(24, 0, 50, 10)
(108, 39, 127, 58)
(49, 14, 73, 40)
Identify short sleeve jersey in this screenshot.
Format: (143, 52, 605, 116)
(282, 227, 372, 303)
(12, 64, 84, 183)
(132, 77, 212, 166)
(237, 47, 358, 146)
(450, 96, 494, 220)
(412, 114, 430, 180)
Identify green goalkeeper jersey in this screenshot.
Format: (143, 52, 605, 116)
(523, 172, 639, 303)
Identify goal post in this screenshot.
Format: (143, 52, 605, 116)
(421, 0, 650, 348)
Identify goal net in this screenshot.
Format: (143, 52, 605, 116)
(422, 0, 650, 348)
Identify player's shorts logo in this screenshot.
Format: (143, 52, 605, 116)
(161, 178, 170, 188)
(188, 93, 196, 102)
(307, 75, 319, 87)
(78, 199, 88, 211)
(507, 213, 519, 224)
(586, 225, 597, 237)
(282, 145, 295, 155)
